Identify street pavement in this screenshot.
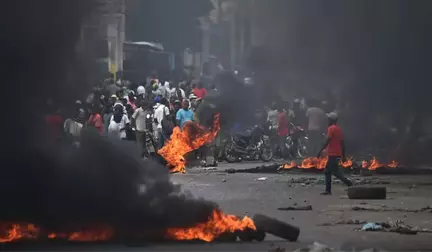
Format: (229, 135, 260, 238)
(168, 161, 432, 251)
(20, 161, 432, 251)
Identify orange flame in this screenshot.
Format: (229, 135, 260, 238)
(298, 157, 328, 169)
(0, 223, 39, 243)
(67, 225, 114, 242)
(158, 114, 221, 173)
(368, 157, 383, 171)
(0, 223, 114, 243)
(339, 158, 353, 168)
(280, 161, 297, 169)
(165, 209, 256, 242)
(387, 160, 398, 168)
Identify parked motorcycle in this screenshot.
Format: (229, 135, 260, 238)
(285, 123, 308, 158)
(224, 124, 273, 162)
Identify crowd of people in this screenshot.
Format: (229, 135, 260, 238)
(262, 96, 336, 160)
(45, 71, 341, 164)
(46, 74, 220, 159)
(44, 72, 355, 193)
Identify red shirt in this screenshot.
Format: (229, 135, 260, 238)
(88, 113, 103, 134)
(193, 88, 208, 99)
(327, 124, 343, 156)
(45, 114, 63, 138)
(277, 112, 289, 136)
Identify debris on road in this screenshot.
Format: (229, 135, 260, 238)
(361, 222, 384, 231)
(347, 187, 387, 199)
(337, 219, 367, 225)
(257, 177, 268, 181)
(289, 177, 390, 186)
(351, 205, 432, 213)
(408, 184, 417, 189)
(358, 220, 432, 235)
(201, 167, 217, 171)
(294, 242, 333, 252)
(253, 214, 300, 242)
(268, 246, 286, 252)
(319, 219, 367, 226)
(278, 205, 313, 211)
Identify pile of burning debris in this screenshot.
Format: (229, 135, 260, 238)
(0, 213, 300, 245)
(278, 157, 398, 171)
(158, 114, 221, 174)
(225, 157, 432, 175)
(288, 177, 391, 186)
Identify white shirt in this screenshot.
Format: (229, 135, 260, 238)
(108, 114, 130, 139)
(137, 85, 145, 96)
(132, 108, 150, 132)
(267, 109, 279, 128)
(171, 88, 186, 100)
(306, 107, 326, 131)
(154, 104, 170, 129)
(64, 118, 83, 137)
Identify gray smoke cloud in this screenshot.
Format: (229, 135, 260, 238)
(241, 0, 432, 157)
(0, 0, 215, 235)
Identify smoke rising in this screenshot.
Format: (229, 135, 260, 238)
(0, 0, 215, 234)
(224, 0, 432, 158)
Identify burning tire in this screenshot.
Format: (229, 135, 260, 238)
(347, 186, 387, 199)
(253, 214, 300, 242)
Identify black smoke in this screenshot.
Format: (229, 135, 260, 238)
(0, 0, 215, 234)
(210, 0, 432, 161)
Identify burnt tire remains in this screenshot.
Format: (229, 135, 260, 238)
(253, 214, 300, 242)
(347, 186, 387, 200)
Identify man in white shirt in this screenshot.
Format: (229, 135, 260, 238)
(153, 98, 170, 148)
(306, 99, 326, 155)
(132, 100, 152, 158)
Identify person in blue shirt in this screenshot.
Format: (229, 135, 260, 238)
(176, 100, 194, 128)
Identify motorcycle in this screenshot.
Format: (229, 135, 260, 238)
(224, 124, 274, 162)
(285, 123, 308, 158)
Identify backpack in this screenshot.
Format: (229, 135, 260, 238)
(161, 106, 174, 135)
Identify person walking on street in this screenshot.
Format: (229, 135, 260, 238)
(306, 99, 326, 155)
(132, 100, 152, 158)
(154, 98, 170, 148)
(277, 106, 289, 159)
(317, 112, 353, 195)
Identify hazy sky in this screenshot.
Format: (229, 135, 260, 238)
(126, 0, 212, 52)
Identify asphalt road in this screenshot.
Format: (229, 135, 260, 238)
(168, 161, 432, 251)
(8, 161, 432, 251)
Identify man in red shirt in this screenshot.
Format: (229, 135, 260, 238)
(193, 81, 208, 99)
(86, 105, 103, 135)
(317, 112, 352, 195)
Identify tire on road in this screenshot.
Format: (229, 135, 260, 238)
(347, 186, 387, 200)
(253, 214, 300, 242)
(237, 228, 266, 242)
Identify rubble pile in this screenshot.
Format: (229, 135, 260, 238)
(288, 177, 391, 186)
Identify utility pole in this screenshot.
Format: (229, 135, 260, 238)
(101, 0, 126, 79)
(198, 16, 211, 64)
